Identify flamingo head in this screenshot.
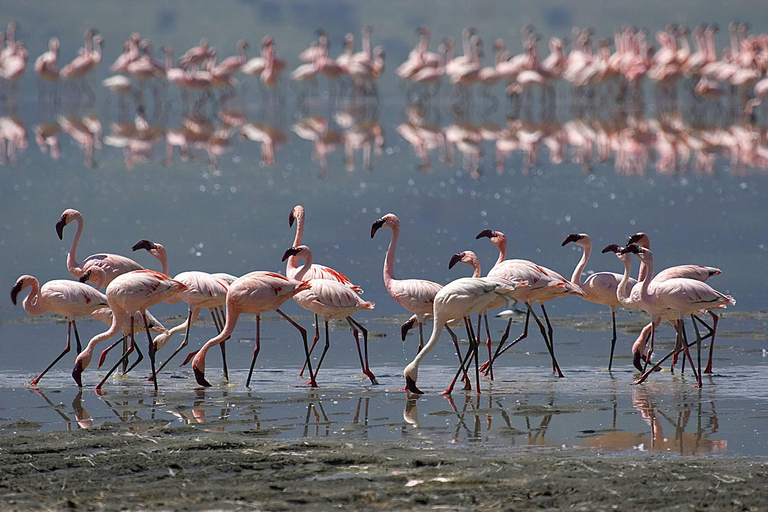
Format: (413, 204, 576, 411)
(72, 349, 92, 387)
(476, 229, 507, 253)
(132, 239, 156, 252)
(281, 245, 309, 261)
(620, 243, 645, 256)
(288, 205, 304, 227)
(626, 232, 650, 248)
(400, 317, 417, 341)
(631, 335, 648, 372)
(56, 208, 80, 240)
(403, 362, 423, 394)
(370, 213, 398, 238)
(192, 356, 212, 387)
(10, 276, 32, 306)
(562, 233, 588, 246)
(601, 244, 623, 254)
(448, 252, 465, 269)
(78, 270, 92, 284)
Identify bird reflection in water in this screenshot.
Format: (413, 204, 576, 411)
(581, 387, 725, 455)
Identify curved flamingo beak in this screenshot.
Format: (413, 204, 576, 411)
(193, 366, 212, 387)
(10, 281, 22, 306)
(72, 360, 84, 387)
(448, 253, 465, 269)
(405, 376, 423, 394)
(602, 244, 622, 254)
(78, 271, 91, 284)
(132, 239, 156, 252)
(281, 247, 300, 261)
(562, 233, 582, 246)
(370, 218, 385, 238)
(400, 317, 416, 341)
(55, 215, 67, 240)
(475, 229, 495, 240)
(626, 233, 644, 246)
(633, 351, 644, 372)
(288, 209, 296, 227)
(620, 244, 643, 255)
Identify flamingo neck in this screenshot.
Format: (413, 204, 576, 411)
(292, 250, 313, 281)
(286, 211, 305, 278)
(470, 257, 481, 278)
(80, 304, 126, 370)
(22, 279, 45, 316)
(67, 215, 85, 278)
(493, 238, 507, 268)
(571, 242, 591, 286)
(405, 313, 446, 379)
(639, 254, 654, 302)
(383, 223, 400, 285)
(617, 256, 633, 305)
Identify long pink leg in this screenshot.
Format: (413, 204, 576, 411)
(347, 317, 378, 384)
(31, 320, 74, 386)
(299, 314, 320, 377)
(246, 315, 262, 388)
(275, 309, 316, 388)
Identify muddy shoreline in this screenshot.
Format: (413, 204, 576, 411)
(1, 426, 766, 511)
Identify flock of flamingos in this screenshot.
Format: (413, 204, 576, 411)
(11, 206, 735, 395)
(2, 23, 768, 175)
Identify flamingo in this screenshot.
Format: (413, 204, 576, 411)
(34, 37, 60, 83)
(72, 270, 186, 390)
(627, 232, 722, 372)
(130, 239, 235, 380)
(371, 213, 453, 353)
(191, 270, 313, 388)
(621, 245, 735, 387)
(56, 209, 144, 289)
(282, 245, 377, 385)
(11, 275, 107, 385)
(178, 38, 215, 70)
(60, 31, 102, 80)
(403, 276, 519, 395)
(477, 229, 583, 377)
(562, 233, 637, 370)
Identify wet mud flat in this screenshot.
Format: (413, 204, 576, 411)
(1, 426, 767, 511)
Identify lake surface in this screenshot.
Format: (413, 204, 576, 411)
(1, 0, 766, 456)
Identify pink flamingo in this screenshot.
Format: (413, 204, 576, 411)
(191, 271, 314, 388)
(477, 229, 583, 377)
(403, 276, 519, 395)
(72, 270, 186, 390)
(621, 245, 735, 387)
(178, 38, 215, 70)
(211, 40, 249, 78)
(11, 275, 107, 385)
(34, 37, 60, 83)
(130, 239, 235, 380)
(60, 30, 101, 80)
(56, 209, 144, 289)
(287, 205, 363, 374)
(371, 213, 454, 353)
(282, 245, 377, 385)
(562, 233, 637, 370)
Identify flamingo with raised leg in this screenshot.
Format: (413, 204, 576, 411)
(72, 270, 186, 390)
(282, 245, 377, 385)
(11, 275, 107, 385)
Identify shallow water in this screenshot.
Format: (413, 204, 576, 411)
(1, 1, 767, 457)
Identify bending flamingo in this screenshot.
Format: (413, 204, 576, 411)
(562, 233, 637, 370)
(72, 270, 186, 390)
(11, 275, 107, 385)
(627, 232, 722, 373)
(56, 209, 144, 289)
(131, 239, 234, 380)
(191, 271, 314, 388)
(403, 276, 519, 395)
(282, 245, 377, 385)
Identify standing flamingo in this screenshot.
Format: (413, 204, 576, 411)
(34, 37, 60, 97)
(371, 213, 452, 353)
(56, 209, 144, 289)
(621, 245, 735, 387)
(562, 233, 637, 370)
(130, 239, 234, 380)
(478, 229, 583, 377)
(191, 271, 314, 388)
(286, 205, 363, 374)
(72, 270, 186, 390)
(282, 245, 377, 385)
(403, 276, 519, 395)
(11, 275, 107, 385)
(627, 232, 722, 373)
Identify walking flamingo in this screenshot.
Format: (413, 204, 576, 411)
(621, 245, 735, 387)
(282, 245, 377, 385)
(34, 37, 60, 85)
(562, 233, 637, 370)
(191, 271, 314, 388)
(403, 276, 519, 395)
(56, 209, 144, 289)
(626, 232, 722, 373)
(130, 239, 234, 380)
(11, 275, 107, 385)
(477, 229, 583, 377)
(371, 213, 453, 353)
(72, 270, 186, 390)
